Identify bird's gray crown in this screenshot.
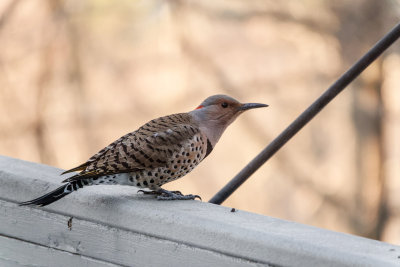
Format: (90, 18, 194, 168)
(198, 94, 240, 108)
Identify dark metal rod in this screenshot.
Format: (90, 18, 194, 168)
(209, 22, 400, 205)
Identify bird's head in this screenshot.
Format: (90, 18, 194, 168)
(190, 94, 268, 146)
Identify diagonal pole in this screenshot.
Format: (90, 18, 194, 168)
(209, 22, 400, 205)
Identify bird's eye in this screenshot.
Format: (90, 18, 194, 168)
(221, 102, 228, 108)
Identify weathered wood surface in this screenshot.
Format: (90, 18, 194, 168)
(0, 155, 399, 267)
(0, 234, 118, 267)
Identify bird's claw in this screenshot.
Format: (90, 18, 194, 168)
(193, 194, 202, 201)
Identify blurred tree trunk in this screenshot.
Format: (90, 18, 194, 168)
(332, 0, 388, 240)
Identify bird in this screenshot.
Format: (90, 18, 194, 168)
(19, 94, 268, 207)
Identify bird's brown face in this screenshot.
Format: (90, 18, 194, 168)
(196, 97, 240, 120)
(194, 94, 268, 125)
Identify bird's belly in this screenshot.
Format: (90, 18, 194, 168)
(128, 137, 207, 189)
(89, 173, 132, 186)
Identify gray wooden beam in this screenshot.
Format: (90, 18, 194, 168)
(0, 155, 399, 266)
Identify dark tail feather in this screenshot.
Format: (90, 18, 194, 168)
(19, 183, 75, 207)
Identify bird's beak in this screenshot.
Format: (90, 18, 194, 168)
(239, 103, 269, 111)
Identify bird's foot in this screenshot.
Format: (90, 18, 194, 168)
(138, 189, 183, 196)
(137, 190, 159, 195)
(156, 189, 201, 201)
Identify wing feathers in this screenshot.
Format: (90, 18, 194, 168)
(61, 113, 199, 182)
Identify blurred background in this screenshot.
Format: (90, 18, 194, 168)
(0, 0, 399, 243)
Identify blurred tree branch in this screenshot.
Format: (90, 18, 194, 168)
(173, 0, 333, 34)
(34, 25, 54, 165)
(0, 0, 20, 32)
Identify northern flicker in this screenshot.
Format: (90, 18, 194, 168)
(20, 95, 268, 206)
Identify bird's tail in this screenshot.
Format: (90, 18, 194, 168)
(19, 180, 84, 207)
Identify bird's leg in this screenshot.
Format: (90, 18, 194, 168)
(156, 188, 201, 201)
